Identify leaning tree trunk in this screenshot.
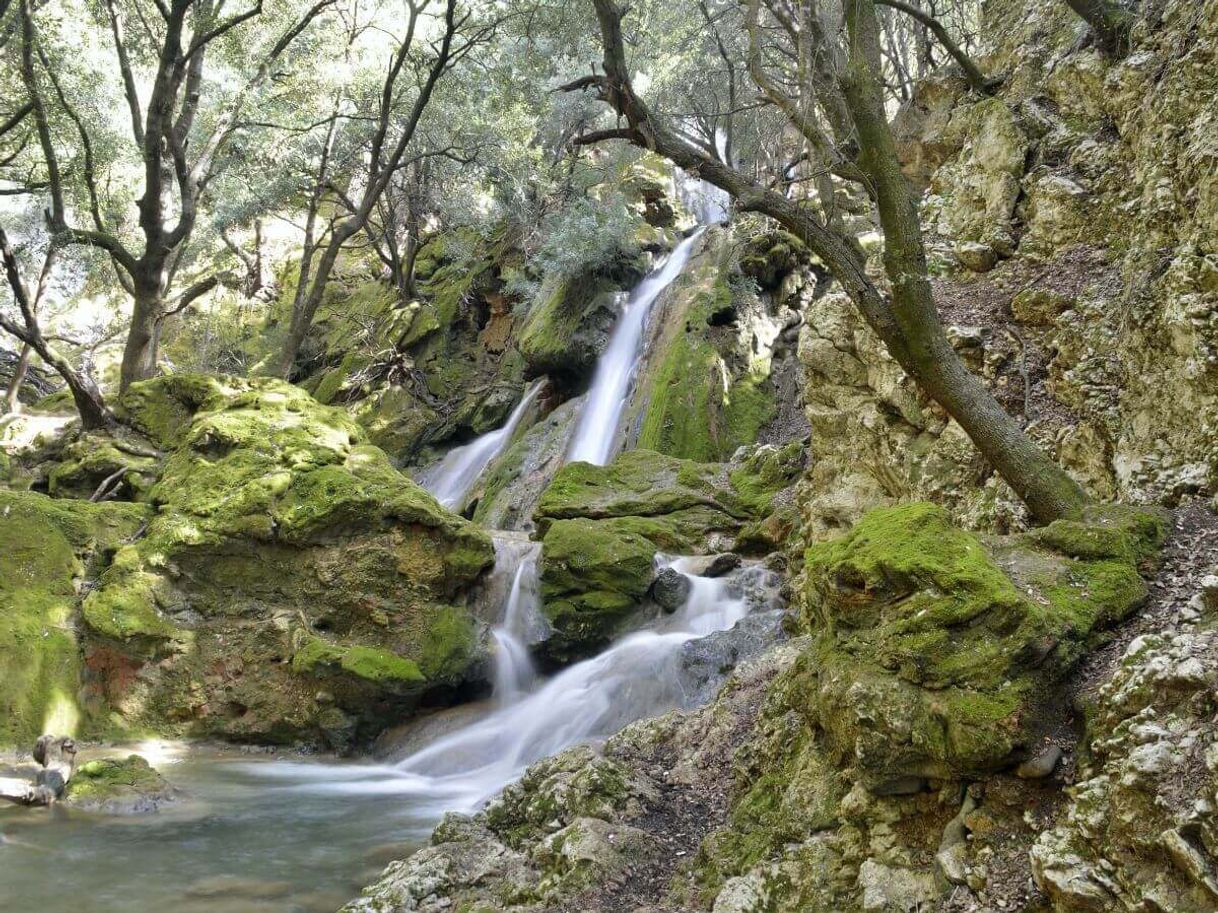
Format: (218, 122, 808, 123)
(576, 0, 1089, 523)
(841, 0, 1089, 521)
(1064, 0, 1135, 57)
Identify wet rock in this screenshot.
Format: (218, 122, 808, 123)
(702, 553, 743, 578)
(63, 754, 178, 815)
(677, 610, 787, 705)
(650, 567, 691, 612)
(534, 449, 797, 661)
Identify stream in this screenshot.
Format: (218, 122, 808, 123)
(0, 224, 756, 913)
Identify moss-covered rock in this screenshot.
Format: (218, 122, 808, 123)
(75, 374, 494, 748)
(533, 449, 802, 660)
(517, 254, 646, 388)
(538, 518, 659, 662)
(634, 261, 779, 464)
(803, 503, 1160, 785)
(63, 753, 178, 814)
(0, 491, 148, 746)
(739, 230, 810, 291)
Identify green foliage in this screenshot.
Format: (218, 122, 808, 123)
(529, 193, 646, 285)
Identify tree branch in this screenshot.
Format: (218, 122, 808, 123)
(874, 0, 1001, 94)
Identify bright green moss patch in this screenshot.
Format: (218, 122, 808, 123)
(0, 491, 148, 746)
(117, 373, 225, 447)
(67, 755, 164, 802)
(803, 501, 1159, 783)
(538, 517, 657, 662)
(293, 637, 425, 686)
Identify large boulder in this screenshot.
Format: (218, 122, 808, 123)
(805, 503, 1162, 787)
(78, 375, 495, 748)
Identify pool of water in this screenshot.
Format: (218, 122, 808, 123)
(0, 744, 433, 913)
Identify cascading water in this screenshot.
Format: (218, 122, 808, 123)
(566, 229, 707, 466)
(487, 541, 544, 706)
(248, 558, 779, 818)
(419, 379, 546, 510)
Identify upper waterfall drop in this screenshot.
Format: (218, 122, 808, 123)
(566, 228, 708, 466)
(418, 379, 546, 510)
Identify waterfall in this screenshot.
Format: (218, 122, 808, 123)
(250, 559, 779, 818)
(418, 379, 546, 510)
(566, 229, 707, 466)
(488, 541, 543, 706)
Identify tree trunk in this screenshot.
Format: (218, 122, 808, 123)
(277, 226, 353, 378)
(119, 291, 161, 391)
(836, 0, 1088, 521)
(4, 343, 31, 413)
(1064, 0, 1135, 57)
(401, 229, 419, 299)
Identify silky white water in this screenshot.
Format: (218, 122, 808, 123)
(566, 229, 707, 466)
(419, 379, 546, 509)
(487, 539, 544, 706)
(246, 556, 772, 819)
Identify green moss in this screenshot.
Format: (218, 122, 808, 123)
(727, 441, 805, 517)
(636, 277, 731, 462)
(340, 646, 425, 684)
(293, 636, 425, 686)
(535, 449, 739, 531)
(117, 374, 224, 447)
(1027, 504, 1166, 566)
(538, 517, 657, 661)
(73, 375, 494, 745)
(81, 547, 177, 641)
(66, 754, 163, 802)
(739, 230, 809, 289)
(804, 502, 1159, 782)
(417, 606, 476, 681)
(0, 491, 148, 745)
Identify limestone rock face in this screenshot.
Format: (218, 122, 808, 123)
(1031, 623, 1218, 912)
(797, 0, 1218, 536)
(17, 374, 496, 749)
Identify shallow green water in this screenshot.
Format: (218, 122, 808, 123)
(0, 747, 432, 913)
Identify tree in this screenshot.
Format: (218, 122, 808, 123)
(274, 0, 494, 377)
(565, 0, 1088, 523)
(0, 224, 112, 428)
(15, 0, 333, 391)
